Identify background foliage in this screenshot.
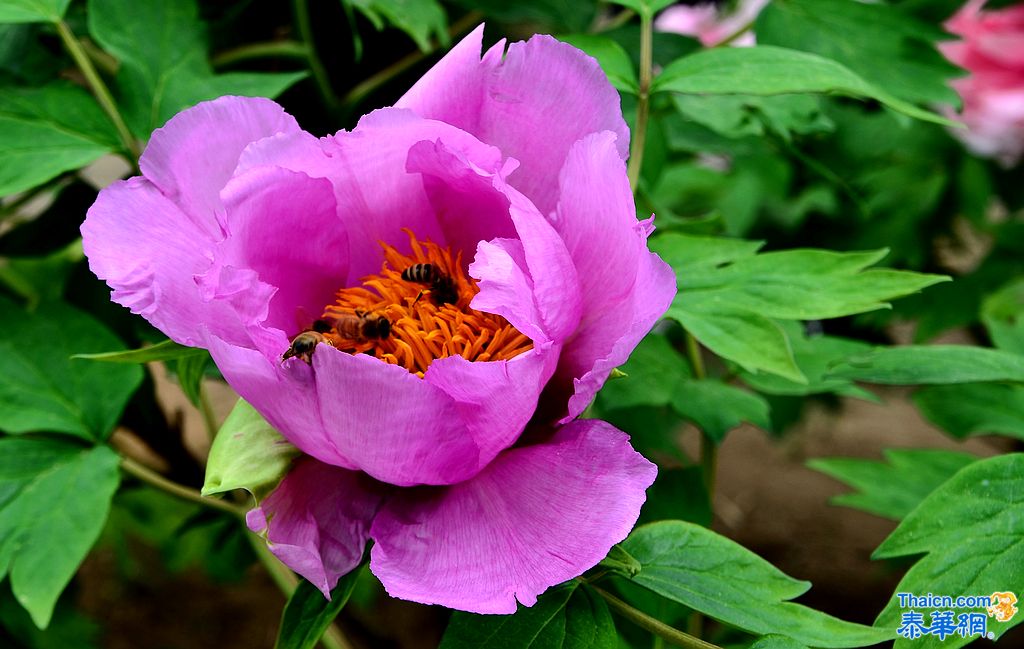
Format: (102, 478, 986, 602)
(0, 0, 1022, 647)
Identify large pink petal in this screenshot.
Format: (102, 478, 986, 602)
(550, 133, 676, 419)
(82, 178, 233, 347)
(201, 166, 348, 352)
(140, 96, 300, 235)
(311, 349, 481, 487)
(423, 343, 560, 468)
(396, 27, 630, 215)
(206, 334, 357, 470)
(407, 138, 581, 342)
(368, 419, 657, 613)
(247, 458, 384, 597)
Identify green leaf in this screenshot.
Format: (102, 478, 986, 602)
(0, 239, 83, 308)
(0, 297, 143, 440)
(751, 637, 811, 649)
(0, 582, 100, 649)
(981, 277, 1024, 356)
(671, 379, 771, 442)
(873, 454, 1024, 648)
(343, 0, 448, 52)
(440, 583, 616, 649)
(738, 322, 875, 399)
(829, 345, 1024, 385)
(0, 439, 120, 628)
(669, 301, 804, 383)
(637, 467, 712, 528)
(173, 351, 209, 407)
(0, 0, 70, 23)
(653, 46, 955, 126)
(605, 0, 674, 19)
(0, 82, 119, 196)
(913, 383, 1024, 441)
(756, 0, 961, 106)
(597, 333, 690, 410)
(202, 399, 299, 500)
(672, 94, 834, 141)
(275, 568, 361, 649)
(72, 338, 207, 363)
(88, 0, 305, 138)
(559, 34, 638, 94)
(808, 449, 977, 520)
(621, 521, 894, 648)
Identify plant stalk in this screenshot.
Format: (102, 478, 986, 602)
(120, 456, 244, 518)
(56, 21, 140, 162)
(293, 0, 339, 110)
(212, 40, 309, 68)
(591, 586, 723, 649)
(626, 10, 653, 190)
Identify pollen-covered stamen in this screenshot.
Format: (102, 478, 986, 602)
(317, 230, 533, 376)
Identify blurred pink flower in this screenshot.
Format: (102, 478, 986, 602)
(82, 26, 672, 612)
(656, 0, 769, 47)
(940, 0, 1024, 166)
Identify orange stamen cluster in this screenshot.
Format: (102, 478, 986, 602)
(318, 230, 533, 377)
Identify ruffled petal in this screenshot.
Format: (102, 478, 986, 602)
(311, 349, 481, 487)
(423, 343, 560, 468)
(550, 132, 676, 419)
(397, 27, 630, 215)
(82, 177, 231, 347)
(201, 166, 348, 352)
(247, 458, 384, 597)
(369, 419, 656, 613)
(140, 96, 300, 234)
(206, 334, 357, 470)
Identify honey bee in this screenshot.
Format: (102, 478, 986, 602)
(334, 310, 392, 342)
(401, 263, 458, 306)
(282, 328, 330, 364)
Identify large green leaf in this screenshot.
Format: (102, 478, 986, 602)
(620, 521, 893, 648)
(653, 46, 954, 126)
(874, 454, 1024, 648)
(0, 297, 143, 440)
(88, 0, 305, 138)
(275, 568, 361, 649)
(654, 234, 946, 382)
(440, 583, 616, 649)
(756, 0, 960, 106)
(0, 82, 119, 196)
(671, 379, 770, 442)
(913, 383, 1024, 441)
(597, 333, 690, 410)
(829, 346, 1024, 385)
(981, 277, 1024, 356)
(808, 449, 978, 520)
(0, 0, 70, 23)
(0, 239, 83, 308)
(343, 0, 448, 52)
(671, 94, 834, 142)
(0, 439, 120, 628)
(202, 399, 299, 501)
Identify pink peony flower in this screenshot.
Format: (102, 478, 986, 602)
(655, 0, 769, 47)
(81, 26, 673, 613)
(940, 0, 1024, 166)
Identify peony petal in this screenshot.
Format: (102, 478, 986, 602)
(468, 238, 547, 343)
(140, 96, 300, 234)
(206, 334, 358, 470)
(311, 349, 481, 487)
(550, 132, 676, 420)
(368, 419, 657, 613)
(424, 343, 560, 468)
(397, 27, 630, 215)
(247, 458, 384, 597)
(82, 177, 233, 347)
(203, 166, 348, 348)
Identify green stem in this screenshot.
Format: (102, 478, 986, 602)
(120, 456, 244, 518)
(340, 11, 483, 110)
(626, 11, 653, 191)
(714, 18, 756, 48)
(293, 0, 339, 110)
(198, 383, 220, 442)
(592, 7, 636, 33)
(212, 40, 309, 68)
(245, 527, 352, 649)
(591, 586, 723, 649)
(56, 21, 140, 163)
(684, 333, 706, 380)
(685, 332, 717, 495)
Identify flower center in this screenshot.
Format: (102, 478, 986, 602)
(311, 230, 532, 376)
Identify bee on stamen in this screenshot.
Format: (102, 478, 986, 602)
(401, 263, 458, 306)
(334, 310, 392, 342)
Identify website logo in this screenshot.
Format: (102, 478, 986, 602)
(895, 592, 1018, 641)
